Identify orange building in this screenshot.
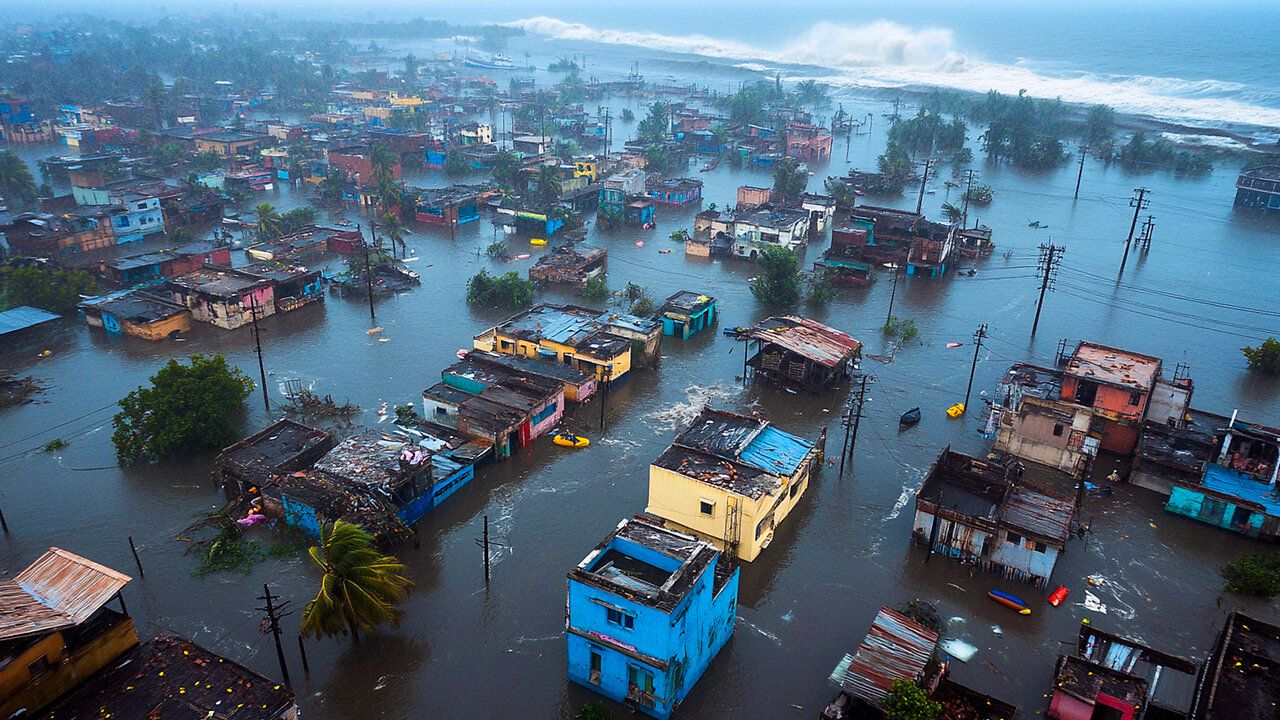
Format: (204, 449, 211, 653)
(1060, 342, 1162, 453)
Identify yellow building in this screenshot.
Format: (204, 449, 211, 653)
(388, 92, 427, 112)
(646, 408, 818, 562)
(0, 548, 137, 719)
(572, 157, 599, 182)
(473, 304, 635, 383)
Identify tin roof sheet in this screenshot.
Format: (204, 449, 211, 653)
(746, 316, 861, 368)
(1001, 486, 1075, 542)
(1065, 341, 1161, 391)
(739, 425, 813, 477)
(0, 547, 131, 641)
(841, 607, 938, 707)
(0, 306, 61, 336)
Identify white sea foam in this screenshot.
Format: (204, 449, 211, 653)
(511, 16, 1280, 130)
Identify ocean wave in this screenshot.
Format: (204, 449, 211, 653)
(512, 15, 1280, 130)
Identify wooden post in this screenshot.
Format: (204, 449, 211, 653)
(0, 506, 9, 535)
(483, 515, 490, 585)
(297, 635, 311, 676)
(128, 536, 144, 578)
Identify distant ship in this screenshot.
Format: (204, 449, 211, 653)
(463, 53, 515, 70)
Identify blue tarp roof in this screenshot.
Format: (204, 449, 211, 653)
(0, 306, 61, 335)
(1202, 463, 1280, 516)
(739, 425, 813, 477)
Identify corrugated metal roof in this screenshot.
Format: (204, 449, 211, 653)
(1002, 486, 1075, 542)
(841, 607, 938, 707)
(0, 547, 131, 641)
(0, 305, 61, 335)
(746, 316, 861, 368)
(739, 425, 813, 477)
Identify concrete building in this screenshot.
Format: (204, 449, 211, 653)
(1165, 413, 1280, 539)
(659, 291, 716, 339)
(646, 408, 818, 562)
(166, 266, 275, 330)
(566, 517, 738, 719)
(78, 290, 191, 341)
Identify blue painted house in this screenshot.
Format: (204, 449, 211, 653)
(566, 517, 739, 718)
(659, 291, 716, 339)
(1165, 414, 1280, 539)
(109, 192, 166, 244)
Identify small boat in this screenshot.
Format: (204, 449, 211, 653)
(900, 407, 921, 426)
(553, 433, 590, 448)
(722, 326, 750, 337)
(988, 590, 1032, 614)
(530, 238, 547, 246)
(513, 253, 531, 260)
(658, 249, 672, 254)
(947, 403, 965, 418)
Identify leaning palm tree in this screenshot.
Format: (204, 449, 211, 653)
(380, 212, 407, 255)
(256, 203, 282, 241)
(300, 521, 414, 642)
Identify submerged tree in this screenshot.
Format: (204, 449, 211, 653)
(467, 269, 535, 308)
(772, 157, 808, 204)
(0, 261, 96, 314)
(111, 354, 254, 464)
(1243, 337, 1280, 375)
(0, 151, 37, 207)
(300, 521, 414, 641)
(750, 245, 802, 306)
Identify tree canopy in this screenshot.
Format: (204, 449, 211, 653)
(750, 245, 803, 306)
(1243, 337, 1280, 375)
(884, 680, 942, 720)
(111, 354, 254, 464)
(300, 521, 414, 641)
(0, 261, 96, 314)
(772, 157, 808, 204)
(467, 269, 534, 308)
(0, 151, 37, 207)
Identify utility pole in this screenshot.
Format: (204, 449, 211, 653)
(885, 262, 901, 327)
(257, 584, 292, 686)
(359, 224, 376, 323)
(1073, 144, 1089, 200)
(1139, 215, 1155, 251)
(915, 158, 933, 215)
(845, 375, 868, 468)
(1031, 242, 1064, 339)
(962, 324, 987, 414)
(473, 515, 507, 586)
(960, 169, 975, 228)
(1119, 187, 1150, 274)
(249, 295, 269, 412)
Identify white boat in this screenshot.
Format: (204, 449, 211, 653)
(463, 53, 515, 70)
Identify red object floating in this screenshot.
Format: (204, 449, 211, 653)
(947, 342, 964, 348)
(1048, 586, 1070, 606)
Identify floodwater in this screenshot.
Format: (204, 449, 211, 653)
(4, 52, 1280, 720)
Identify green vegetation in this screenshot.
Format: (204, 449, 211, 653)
(1223, 551, 1280, 597)
(794, 79, 829, 107)
(620, 108, 635, 122)
(824, 178, 858, 208)
(548, 57, 579, 74)
(1243, 337, 1280, 375)
(896, 599, 943, 634)
(41, 438, 68, 453)
(669, 229, 691, 243)
(491, 150, 523, 190)
(882, 316, 919, 341)
(884, 680, 942, 720)
(300, 521, 414, 641)
(486, 241, 509, 259)
(750, 245, 803, 307)
(581, 275, 610, 301)
(0, 261, 96, 314)
(192, 510, 266, 577)
(0, 150, 37, 207)
(1111, 132, 1213, 175)
(637, 101, 670, 143)
(772, 157, 808, 204)
(872, 142, 913, 195)
(111, 354, 254, 464)
(623, 282, 657, 316)
(966, 184, 994, 205)
(596, 204, 625, 231)
(1083, 104, 1117, 146)
(888, 109, 967, 156)
(444, 147, 468, 176)
(576, 701, 612, 720)
(941, 202, 964, 223)
(806, 271, 836, 305)
(466, 269, 535, 308)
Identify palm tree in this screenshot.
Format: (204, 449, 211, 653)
(300, 521, 413, 642)
(144, 72, 167, 130)
(535, 164, 559, 210)
(380, 212, 407, 256)
(370, 144, 398, 188)
(0, 151, 38, 206)
(256, 203, 282, 241)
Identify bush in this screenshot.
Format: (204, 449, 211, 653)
(576, 701, 612, 720)
(1242, 337, 1280, 375)
(883, 316, 919, 341)
(884, 680, 941, 720)
(581, 275, 610, 301)
(0, 261, 96, 314)
(112, 354, 254, 464)
(486, 241, 509, 259)
(467, 269, 534, 308)
(750, 245, 802, 306)
(807, 271, 836, 304)
(1223, 552, 1280, 597)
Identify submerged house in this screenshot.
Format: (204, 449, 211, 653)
(100, 242, 231, 287)
(851, 205, 923, 265)
(242, 263, 324, 313)
(465, 349, 598, 403)
(413, 184, 484, 227)
(1049, 622, 1198, 720)
(912, 448, 1076, 588)
(565, 516, 739, 719)
(78, 290, 191, 341)
(1194, 612, 1280, 719)
(906, 224, 955, 278)
(741, 315, 862, 393)
(0, 548, 137, 719)
(645, 177, 703, 207)
(441, 358, 566, 443)
(815, 224, 872, 286)
(659, 291, 716, 339)
(1234, 165, 1280, 212)
(1165, 413, 1280, 539)
(1060, 342, 1163, 454)
(473, 303, 637, 383)
(43, 633, 297, 720)
(732, 206, 810, 257)
(646, 408, 818, 562)
(215, 418, 333, 498)
(528, 244, 608, 286)
(166, 265, 275, 330)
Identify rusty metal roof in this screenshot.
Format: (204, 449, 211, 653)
(746, 316, 861, 368)
(841, 606, 938, 708)
(0, 547, 131, 641)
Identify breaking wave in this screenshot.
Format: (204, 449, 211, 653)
(511, 16, 1280, 130)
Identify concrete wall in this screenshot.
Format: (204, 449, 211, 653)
(0, 615, 138, 719)
(1165, 486, 1267, 538)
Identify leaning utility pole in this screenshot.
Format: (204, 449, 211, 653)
(847, 375, 868, 466)
(885, 262, 901, 327)
(963, 324, 988, 414)
(838, 378, 868, 478)
(1031, 242, 1064, 339)
(257, 584, 292, 686)
(359, 224, 376, 322)
(915, 158, 933, 215)
(1073, 144, 1089, 200)
(249, 295, 269, 412)
(960, 169, 976, 227)
(1119, 187, 1150, 274)
(1138, 215, 1155, 251)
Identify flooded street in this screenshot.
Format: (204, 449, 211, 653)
(4, 48, 1280, 718)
